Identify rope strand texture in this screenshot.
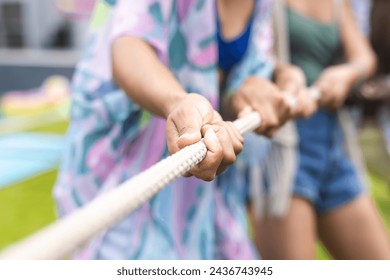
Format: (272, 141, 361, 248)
(0, 112, 261, 260)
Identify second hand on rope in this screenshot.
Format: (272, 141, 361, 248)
(0, 112, 261, 260)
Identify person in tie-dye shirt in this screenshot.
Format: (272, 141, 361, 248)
(54, 0, 313, 259)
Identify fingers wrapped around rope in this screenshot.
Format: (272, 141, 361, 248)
(166, 94, 245, 181)
(229, 77, 293, 137)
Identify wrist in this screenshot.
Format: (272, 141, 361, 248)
(162, 92, 188, 119)
(347, 62, 367, 84)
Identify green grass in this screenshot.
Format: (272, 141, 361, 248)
(0, 120, 67, 250)
(26, 120, 69, 134)
(370, 174, 390, 232)
(316, 243, 331, 260)
(0, 170, 58, 250)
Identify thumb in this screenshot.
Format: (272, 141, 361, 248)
(176, 97, 213, 149)
(176, 126, 202, 149)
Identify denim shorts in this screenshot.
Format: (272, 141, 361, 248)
(294, 110, 364, 214)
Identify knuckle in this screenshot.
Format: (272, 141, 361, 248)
(279, 99, 291, 112)
(202, 172, 216, 182)
(225, 121, 234, 127)
(205, 152, 222, 170)
(268, 115, 280, 128)
(284, 105, 295, 119)
(224, 152, 236, 165)
(214, 144, 223, 158)
(279, 95, 290, 109)
(219, 124, 228, 134)
(235, 142, 243, 154)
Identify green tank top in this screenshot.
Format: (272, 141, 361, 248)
(287, 6, 341, 86)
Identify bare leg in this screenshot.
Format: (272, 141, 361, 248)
(250, 196, 317, 259)
(318, 194, 390, 259)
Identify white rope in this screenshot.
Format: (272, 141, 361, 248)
(0, 112, 261, 260)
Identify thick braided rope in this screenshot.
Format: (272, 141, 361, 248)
(0, 112, 261, 260)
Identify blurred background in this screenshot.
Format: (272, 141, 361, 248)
(0, 0, 90, 252)
(0, 0, 389, 259)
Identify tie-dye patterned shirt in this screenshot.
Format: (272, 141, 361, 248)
(54, 0, 274, 259)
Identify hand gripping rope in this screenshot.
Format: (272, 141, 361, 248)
(0, 88, 321, 260)
(0, 112, 261, 260)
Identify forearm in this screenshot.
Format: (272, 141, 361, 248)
(340, 0, 377, 82)
(112, 36, 186, 119)
(339, 51, 376, 86)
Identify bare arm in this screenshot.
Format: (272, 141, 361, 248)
(112, 36, 186, 119)
(315, 0, 377, 109)
(339, 0, 377, 80)
(111, 36, 243, 181)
